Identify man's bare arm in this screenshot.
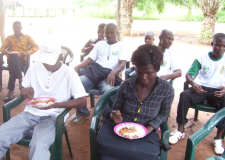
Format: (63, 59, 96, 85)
(105, 60, 126, 87)
(186, 73, 203, 93)
(160, 69, 182, 80)
(74, 57, 94, 73)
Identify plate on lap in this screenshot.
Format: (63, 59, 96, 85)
(114, 122, 148, 139)
(7, 51, 20, 54)
(27, 97, 57, 108)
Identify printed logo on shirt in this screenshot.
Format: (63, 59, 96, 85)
(203, 66, 209, 73)
(43, 47, 52, 54)
(112, 50, 119, 56)
(161, 61, 167, 67)
(220, 66, 225, 74)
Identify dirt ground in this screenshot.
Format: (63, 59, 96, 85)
(1, 17, 225, 160)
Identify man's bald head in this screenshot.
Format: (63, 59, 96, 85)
(159, 29, 173, 38)
(145, 31, 155, 45)
(13, 21, 22, 36)
(159, 29, 174, 50)
(145, 31, 154, 37)
(105, 23, 118, 44)
(105, 23, 117, 30)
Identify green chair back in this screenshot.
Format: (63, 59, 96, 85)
(185, 107, 225, 160)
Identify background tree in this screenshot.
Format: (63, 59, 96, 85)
(195, 0, 225, 45)
(0, 0, 6, 43)
(119, 0, 191, 36)
(116, 0, 125, 41)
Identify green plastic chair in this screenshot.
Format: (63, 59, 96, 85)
(3, 95, 73, 160)
(185, 107, 225, 160)
(2, 46, 75, 160)
(184, 72, 220, 121)
(89, 87, 171, 160)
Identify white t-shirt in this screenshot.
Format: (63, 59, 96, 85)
(88, 41, 126, 70)
(22, 62, 88, 117)
(157, 49, 179, 77)
(188, 52, 225, 89)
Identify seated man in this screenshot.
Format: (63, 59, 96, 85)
(125, 30, 181, 80)
(74, 23, 126, 124)
(0, 39, 87, 160)
(124, 31, 155, 79)
(1, 21, 39, 102)
(157, 29, 181, 80)
(81, 23, 106, 60)
(169, 33, 225, 155)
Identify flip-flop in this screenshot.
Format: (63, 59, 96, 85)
(4, 94, 15, 102)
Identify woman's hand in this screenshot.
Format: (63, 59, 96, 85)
(146, 125, 154, 134)
(111, 110, 123, 124)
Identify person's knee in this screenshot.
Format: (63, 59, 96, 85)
(100, 85, 112, 94)
(0, 140, 9, 151)
(30, 142, 49, 150)
(80, 76, 93, 91)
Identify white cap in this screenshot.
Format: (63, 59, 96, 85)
(38, 40, 61, 65)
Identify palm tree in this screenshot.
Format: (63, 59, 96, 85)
(196, 0, 225, 44)
(116, 0, 191, 40)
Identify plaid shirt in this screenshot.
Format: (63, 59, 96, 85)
(111, 76, 174, 130)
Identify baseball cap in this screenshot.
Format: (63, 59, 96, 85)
(38, 39, 61, 65)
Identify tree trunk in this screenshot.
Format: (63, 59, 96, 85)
(198, 14, 216, 45)
(122, 0, 137, 36)
(0, 0, 6, 44)
(197, 0, 223, 45)
(116, 0, 124, 41)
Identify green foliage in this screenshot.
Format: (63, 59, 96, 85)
(136, 0, 193, 15)
(71, 0, 113, 8)
(217, 3, 225, 23)
(76, 6, 115, 19)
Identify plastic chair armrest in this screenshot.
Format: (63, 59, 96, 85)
(128, 70, 136, 78)
(3, 95, 25, 122)
(185, 107, 225, 160)
(53, 108, 71, 157)
(159, 121, 170, 160)
(169, 79, 175, 85)
(90, 103, 110, 160)
(126, 61, 130, 69)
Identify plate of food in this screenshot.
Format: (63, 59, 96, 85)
(114, 122, 148, 139)
(7, 51, 20, 54)
(27, 97, 56, 108)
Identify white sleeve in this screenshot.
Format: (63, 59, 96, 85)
(118, 42, 127, 61)
(88, 42, 98, 61)
(21, 66, 31, 88)
(170, 51, 180, 72)
(70, 70, 88, 99)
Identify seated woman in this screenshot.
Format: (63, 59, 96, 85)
(98, 44, 174, 160)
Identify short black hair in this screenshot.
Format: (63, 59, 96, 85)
(105, 23, 117, 30)
(131, 44, 163, 72)
(98, 23, 106, 29)
(13, 21, 22, 27)
(213, 33, 225, 42)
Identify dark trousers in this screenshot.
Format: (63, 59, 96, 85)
(177, 86, 225, 129)
(7, 55, 27, 91)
